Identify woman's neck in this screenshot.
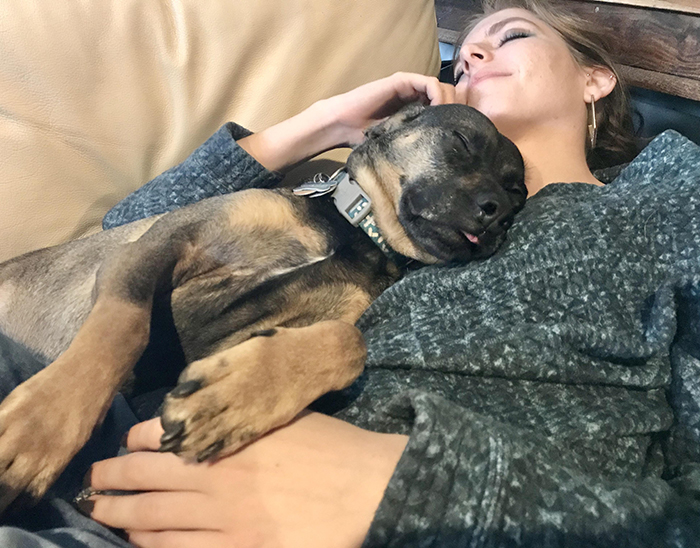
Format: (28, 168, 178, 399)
(506, 125, 603, 197)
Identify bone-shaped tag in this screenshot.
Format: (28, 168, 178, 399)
(293, 173, 337, 197)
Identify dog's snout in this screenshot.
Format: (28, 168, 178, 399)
(404, 184, 512, 232)
(398, 177, 523, 263)
(404, 187, 441, 221)
(472, 189, 515, 234)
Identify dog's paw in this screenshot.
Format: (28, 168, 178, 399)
(0, 369, 94, 514)
(159, 328, 308, 461)
(160, 321, 366, 462)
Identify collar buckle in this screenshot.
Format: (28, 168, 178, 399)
(293, 168, 372, 227)
(328, 169, 372, 227)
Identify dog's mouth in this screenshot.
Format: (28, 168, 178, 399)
(463, 232, 481, 245)
(400, 212, 504, 263)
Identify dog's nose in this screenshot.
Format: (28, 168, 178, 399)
(473, 192, 507, 228)
(475, 197, 499, 222)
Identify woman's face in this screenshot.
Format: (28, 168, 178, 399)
(455, 8, 587, 138)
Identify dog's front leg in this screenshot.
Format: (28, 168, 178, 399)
(0, 212, 205, 514)
(0, 296, 150, 513)
(159, 320, 367, 462)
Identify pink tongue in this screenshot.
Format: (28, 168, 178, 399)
(465, 233, 480, 245)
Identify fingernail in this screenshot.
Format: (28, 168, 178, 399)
(82, 466, 93, 489)
(168, 379, 203, 399)
(76, 497, 95, 516)
(160, 420, 185, 444)
(249, 328, 277, 338)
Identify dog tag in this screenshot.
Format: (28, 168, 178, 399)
(293, 173, 338, 197)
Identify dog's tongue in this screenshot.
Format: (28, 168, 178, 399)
(465, 233, 480, 245)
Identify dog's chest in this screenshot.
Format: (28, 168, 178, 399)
(155, 193, 394, 364)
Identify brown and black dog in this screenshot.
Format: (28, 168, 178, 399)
(0, 103, 525, 512)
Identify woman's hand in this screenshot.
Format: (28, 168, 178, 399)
(239, 72, 458, 172)
(82, 413, 408, 548)
(319, 72, 459, 146)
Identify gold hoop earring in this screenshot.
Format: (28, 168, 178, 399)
(587, 95, 597, 149)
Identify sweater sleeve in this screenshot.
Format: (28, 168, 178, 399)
(363, 391, 700, 548)
(103, 122, 283, 229)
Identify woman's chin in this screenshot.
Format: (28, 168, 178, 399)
(467, 101, 501, 124)
(467, 95, 521, 134)
(474, 110, 525, 144)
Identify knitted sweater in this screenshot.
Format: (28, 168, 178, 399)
(105, 124, 700, 547)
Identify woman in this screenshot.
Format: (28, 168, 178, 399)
(2, 0, 700, 546)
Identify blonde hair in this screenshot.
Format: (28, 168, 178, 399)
(455, 0, 638, 169)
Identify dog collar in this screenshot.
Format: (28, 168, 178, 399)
(293, 168, 410, 265)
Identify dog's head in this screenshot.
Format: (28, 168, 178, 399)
(346, 103, 526, 264)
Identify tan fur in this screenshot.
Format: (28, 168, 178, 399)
(227, 190, 328, 256)
(0, 216, 162, 360)
(163, 320, 366, 460)
(0, 297, 150, 510)
(352, 160, 438, 264)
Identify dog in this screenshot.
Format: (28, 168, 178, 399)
(0, 103, 526, 512)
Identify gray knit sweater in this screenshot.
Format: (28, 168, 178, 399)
(104, 124, 700, 547)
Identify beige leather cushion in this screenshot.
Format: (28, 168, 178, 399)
(0, 0, 439, 261)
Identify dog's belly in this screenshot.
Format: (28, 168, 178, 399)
(0, 217, 160, 360)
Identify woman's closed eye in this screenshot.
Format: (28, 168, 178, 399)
(498, 28, 533, 47)
(454, 28, 533, 83)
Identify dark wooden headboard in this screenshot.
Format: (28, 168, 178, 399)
(434, 0, 700, 102)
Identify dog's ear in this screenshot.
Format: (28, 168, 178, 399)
(364, 102, 426, 141)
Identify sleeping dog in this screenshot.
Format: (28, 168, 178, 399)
(0, 103, 526, 512)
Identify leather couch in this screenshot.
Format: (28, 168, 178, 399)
(0, 0, 440, 261)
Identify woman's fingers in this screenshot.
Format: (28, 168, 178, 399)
(127, 530, 228, 548)
(390, 72, 457, 105)
(89, 490, 216, 532)
(124, 418, 165, 452)
(437, 82, 457, 105)
(317, 72, 461, 147)
(420, 77, 458, 106)
(88, 451, 203, 492)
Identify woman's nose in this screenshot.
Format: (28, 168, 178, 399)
(459, 42, 493, 71)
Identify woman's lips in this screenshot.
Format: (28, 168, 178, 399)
(470, 72, 510, 87)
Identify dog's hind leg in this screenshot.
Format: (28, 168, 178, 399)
(159, 319, 367, 462)
(0, 208, 212, 514)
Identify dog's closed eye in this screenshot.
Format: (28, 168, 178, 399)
(503, 173, 526, 197)
(454, 131, 472, 154)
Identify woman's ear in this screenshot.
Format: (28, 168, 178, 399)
(584, 66, 617, 102)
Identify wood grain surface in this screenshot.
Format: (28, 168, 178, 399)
(593, 0, 700, 16)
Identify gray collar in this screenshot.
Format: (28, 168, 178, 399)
(293, 168, 409, 265)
